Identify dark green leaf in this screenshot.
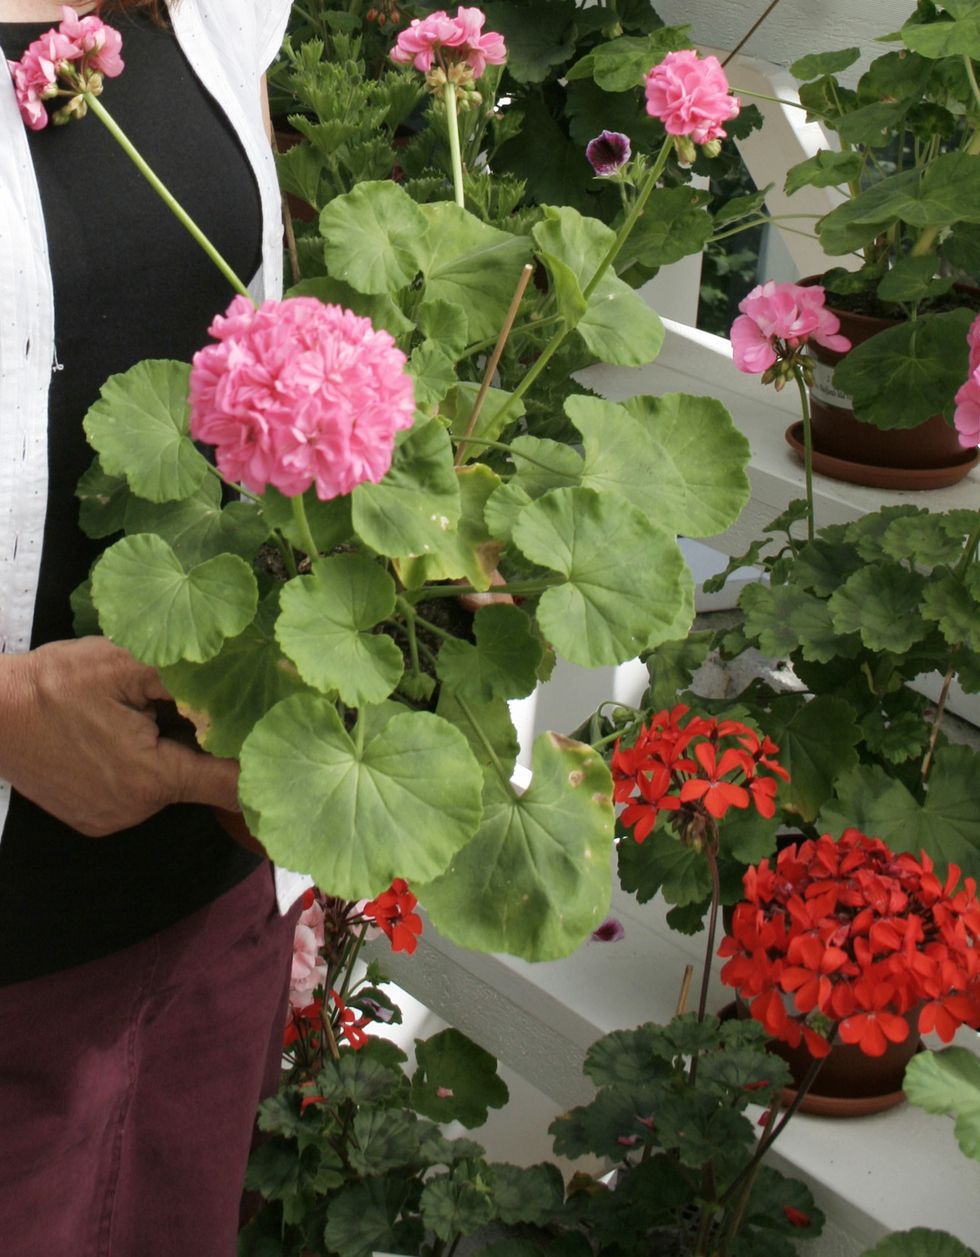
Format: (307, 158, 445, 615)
(411, 1029, 509, 1129)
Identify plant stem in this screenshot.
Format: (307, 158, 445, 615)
(84, 93, 251, 300)
(407, 577, 555, 600)
(455, 693, 513, 791)
(583, 137, 672, 302)
(273, 529, 300, 580)
(792, 363, 815, 542)
(921, 660, 956, 782)
(455, 264, 534, 465)
(719, 1103, 779, 1253)
(696, 831, 723, 1024)
(290, 494, 321, 566)
(449, 435, 558, 472)
(443, 80, 466, 208)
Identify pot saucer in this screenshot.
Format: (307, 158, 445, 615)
(785, 422, 978, 491)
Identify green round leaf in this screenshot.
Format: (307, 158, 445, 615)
(571, 392, 750, 538)
(160, 592, 312, 758)
(83, 359, 208, 503)
(420, 1176, 496, 1243)
(239, 695, 484, 898)
(828, 563, 927, 654)
(410, 1028, 509, 1128)
(489, 1162, 565, 1227)
(76, 458, 131, 539)
(512, 487, 693, 666)
(418, 731, 614, 960)
(320, 180, 428, 294)
(124, 478, 269, 567)
(904, 1048, 980, 1164)
(832, 309, 974, 430)
(863, 1231, 977, 1257)
(277, 556, 404, 705)
(435, 604, 543, 703)
(91, 533, 258, 666)
(352, 418, 461, 559)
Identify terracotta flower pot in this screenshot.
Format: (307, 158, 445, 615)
(721, 1001, 921, 1118)
(786, 281, 979, 490)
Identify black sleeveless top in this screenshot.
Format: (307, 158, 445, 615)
(0, 11, 265, 984)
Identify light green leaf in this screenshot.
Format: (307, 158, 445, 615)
(352, 418, 461, 559)
(588, 29, 694, 91)
(904, 1047, 980, 1163)
(442, 382, 526, 462)
(417, 201, 533, 343)
(83, 360, 208, 503)
(410, 1028, 509, 1128)
(877, 255, 954, 304)
(880, 510, 967, 566)
(239, 696, 484, 898)
(410, 339, 458, 410)
(436, 604, 542, 703)
(785, 149, 863, 197)
(419, 731, 614, 960)
(820, 745, 980, 879)
(533, 206, 665, 366)
(287, 274, 414, 341)
(790, 48, 861, 79)
(76, 459, 130, 539)
(512, 487, 693, 666)
(276, 556, 404, 705)
(537, 249, 588, 329)
(567, 392, 751, 538)
(91, 533, 258, 666)
(861, 1231, 977, 1257)
(124, 479, 269, 567)
(320, 180, 427, 294)
(398, 463, 503, 589)
(903, 2, 980, 58)
(828, 563, 927, 653)
(417, 298, 470, 357)
(160, 593, 311, 758)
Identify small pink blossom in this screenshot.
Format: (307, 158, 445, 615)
(967, 312, 980, 375)
(289, 898, 327, 1010)
(730, 281, 851, 375)
(591, 917, 626, 943)
(190, 297, 416, 501)
(7, 6, 123, 131)
(953, 369, 980, 448)
(390, 6, 506, 79)
(644, 50, 740, 145)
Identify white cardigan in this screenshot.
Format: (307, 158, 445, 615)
(0, 0, 310, 912)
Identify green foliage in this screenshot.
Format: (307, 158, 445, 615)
(904, 1047, 980, 1163)
(411, 1029, 510, 1128)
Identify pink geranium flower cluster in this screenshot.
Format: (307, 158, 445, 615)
(952, 312, 980, 448)
(644, 50, 740, 146)
(7, 5, 123, 131)
(390, 5, 506, 79)
(731, 281, 851, 377)
(189, 296, 416, 502)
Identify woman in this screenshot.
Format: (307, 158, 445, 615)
(0, 2, 309, 1251)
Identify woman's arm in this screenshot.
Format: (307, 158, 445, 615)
(0, 637, 239, 836)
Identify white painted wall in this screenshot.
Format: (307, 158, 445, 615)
(653, 0, 912, 73)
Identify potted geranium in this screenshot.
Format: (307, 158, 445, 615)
(11, 8, 757, 966)
(779, 0, 980, 487)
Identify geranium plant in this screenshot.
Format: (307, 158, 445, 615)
(720, 828, 980, 1059)
(11, 9, 756, 964)
(781, 0, 980, 437)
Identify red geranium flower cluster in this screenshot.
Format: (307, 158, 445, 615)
(719, 829, 980, 1058)
(362, 877, 424, 954)
(611, 705, 790, 843)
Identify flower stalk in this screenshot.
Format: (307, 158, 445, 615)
(443, 79, 467, 208)
(83, 93, 252, 300)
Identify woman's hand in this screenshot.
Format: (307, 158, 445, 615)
(0, 637, 239, 836)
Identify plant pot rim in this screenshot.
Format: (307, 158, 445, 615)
(785, 421, 979, 490)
